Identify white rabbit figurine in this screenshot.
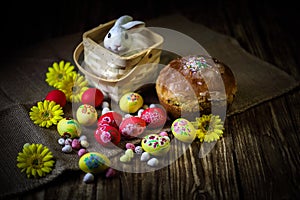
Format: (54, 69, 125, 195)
(103, 15, 146, 55)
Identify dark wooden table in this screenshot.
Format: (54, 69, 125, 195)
(7, 1, 300, 199)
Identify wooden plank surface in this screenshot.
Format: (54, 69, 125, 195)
(9, 0, 300, 199)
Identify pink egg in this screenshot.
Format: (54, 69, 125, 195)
(119, 117, 146, 138)
(140, 107, 167, 129)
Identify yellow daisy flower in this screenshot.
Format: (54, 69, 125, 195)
(29, 100, 64, 128)
(56, 73, 89, 103)
(17, 143, 55, 178)
(191, 114, 224, 143)
(46, 60, 76, 88)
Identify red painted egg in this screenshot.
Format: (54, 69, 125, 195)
(140, 107, 167, 129)
(97, 111, 123, 129)
(45, 89, 66, 107)
(94, 124, 121, 147)
(81, 88, 104, 108)
(119, 116, 146, 138)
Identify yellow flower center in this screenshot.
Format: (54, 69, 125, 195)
(72, 85, 79, 94)
(29, 155, 43, 169)
(57, 73, 64, 80)
(41, 111, 51, 120)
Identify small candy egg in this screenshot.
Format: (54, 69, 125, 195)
(124, 114, 132, 119)
(102, 101, 110, 108)
(159, 131, 168, 137)
(81, 88, 104, 108)
(83, 172, 94, 183)
(137, 109, 144, 117)
(94, 125, 121, 147)
(125, 149, 134, 158)
(149, 104, 156, 108)
(119, 92, 143, 113)
(80, 140, 90, 148)
(57, 118, 81, 138)
(79, 135, 87, 141)
(71, 139, 81, 150)
(97, 111, 123, 129)
(120, 154, 131, 163)
(79, 152, 111, 174)
(64, 138, 72, 145)
(101, 107, 110, 115)
(105, 168, 117, 178)
(78, 148, 87, 157)
(147, 158, 159, 167)
(119, 116, 146, 138)
(76, 104, 98, 126)
(134, 146, 143, 154)
(62, 145, 72, 153)
(140, 107, 167, 129)
(140, 152, 151, 162)
(58, 138, 65, 146)
(45, 89, 66, 107)
(171, 118, 196, 143)
(141, 134, 170, 156)
(125, 143, 135, 150)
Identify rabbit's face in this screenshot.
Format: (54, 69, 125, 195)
(103, 28, 132, 54)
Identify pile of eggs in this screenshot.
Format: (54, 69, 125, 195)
(48, 87, 198, 182)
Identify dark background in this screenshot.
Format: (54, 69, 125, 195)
(1, 0, 299, 69)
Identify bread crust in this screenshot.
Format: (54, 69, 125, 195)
(155, 56, 237, 120)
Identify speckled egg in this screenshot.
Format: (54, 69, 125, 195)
(141, 134, 170, 156)
(57, 118, 81, 138)
(119, 92, 143, 113)
(119, 116, 146, 138)
(79, 152, 110, 174)
(94, 124, 121, 147)
(97, 111, 123, 129)
(141, 107, 167, 129)
(171, 118, 196, 143)
(76, 104, 98, 126)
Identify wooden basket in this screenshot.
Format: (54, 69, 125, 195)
(73, 19, 164, 102)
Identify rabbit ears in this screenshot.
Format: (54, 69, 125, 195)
(114, 15, 145, 30)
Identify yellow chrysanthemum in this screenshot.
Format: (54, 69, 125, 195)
(46, 60, 76, 88)
(17, 143, 55, 178)
(56, 73, 89, 103)
(29, 100, 64, 128)
(191, 114, 224, 143)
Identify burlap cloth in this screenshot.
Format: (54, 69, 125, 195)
(0, 14, 299, 198)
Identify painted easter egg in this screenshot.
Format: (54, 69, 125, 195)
(97, 111, 123, 129)
(57, 118, 81, 138)
(45, 89, 66, 107)
(81, 88, 104, 108)
(119, 116, 146, 138)
(171, 118, 196, 143)
(140, 107, 167, 129)
(94, 124, 121, 147)
(76, 104, 98, 126)
(119, 92, 143, 113)
(79, 152, 110, 174)
(141, 134, 170, 156)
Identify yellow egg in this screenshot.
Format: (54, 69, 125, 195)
(76, 104, 98, 126)
(79, 152, 111, 174)
(57, 118, 81, 138)
(171, 118, 196, 143)
(119, 92, 143, 113)
(141, 134, 170, 156)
